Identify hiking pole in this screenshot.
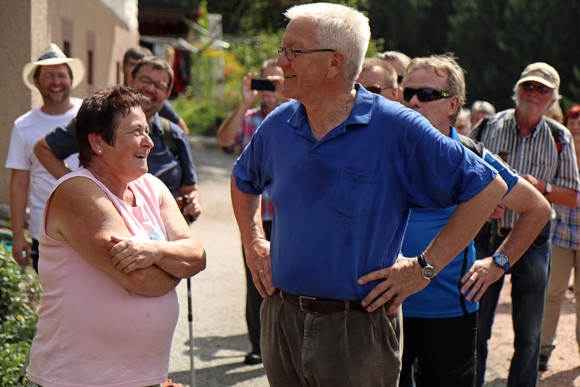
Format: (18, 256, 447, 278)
(187, 277, 196, 387)
(181, 194, 196, 387)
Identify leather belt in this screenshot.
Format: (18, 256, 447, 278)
(279, 290, 367, 314)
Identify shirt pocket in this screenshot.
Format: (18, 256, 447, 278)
(332, 169, 379, 218)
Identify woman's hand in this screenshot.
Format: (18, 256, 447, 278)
(110, 235, 160, 273)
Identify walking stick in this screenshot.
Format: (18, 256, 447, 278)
(187, 277, 196, 387)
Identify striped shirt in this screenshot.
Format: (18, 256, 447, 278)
(552, 193, 580, 249)
(470, 108, 580, 228)
(223, 106, 274, 221)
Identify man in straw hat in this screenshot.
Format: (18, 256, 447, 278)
(470, 62, 580, 386)
(5, 43, 85, 273)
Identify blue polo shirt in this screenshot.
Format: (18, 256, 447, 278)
(402, 127, 519, 318)
(233, 87, 498, 300)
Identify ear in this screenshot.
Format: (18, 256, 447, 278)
(165, 90, 171, 99)
(88, 132, 104, 155)
(448, 95, 462, 118)
(327, 51, 346, 79)
(127, 73, 134, 86)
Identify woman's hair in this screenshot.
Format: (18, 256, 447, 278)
(76, 85, 146, 167)
(564, 104, 580, 127)
(284, 2, 370, 83)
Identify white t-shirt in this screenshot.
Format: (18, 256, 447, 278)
(5, 98, 82, 239)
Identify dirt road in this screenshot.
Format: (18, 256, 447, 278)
(166, 139, 579, 386)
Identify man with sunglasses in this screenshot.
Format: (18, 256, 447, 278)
(470, 62, 580, 387)
(356, 57, 399, 101)
(398, 54, 552, 386)
(231, 3, 509, 386)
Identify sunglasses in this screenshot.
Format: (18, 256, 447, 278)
(521, 83, 551, 94)
(403, 87, 451, 102)
(364, 85, 393, 95)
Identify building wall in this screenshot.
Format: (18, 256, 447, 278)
(0, 0, 138, 225)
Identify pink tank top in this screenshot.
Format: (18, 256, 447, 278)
(28, 168, 179, 387)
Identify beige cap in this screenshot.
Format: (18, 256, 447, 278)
(516, 62, 559, 91)
(22, 43, 85, 90)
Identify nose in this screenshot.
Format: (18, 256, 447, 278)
(277, 53, 290, 67)
(143, 132, 154, 148)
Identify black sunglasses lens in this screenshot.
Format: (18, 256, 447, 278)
(366, 86, 383, 94)
(404, 88, 442, 102)
(538, 86, 549, 94)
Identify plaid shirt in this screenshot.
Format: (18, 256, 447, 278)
(470, 109, 580, 229)
(225, 106, 274, 221)
(552, 193, 580, 249)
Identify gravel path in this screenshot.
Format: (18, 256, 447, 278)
(166, 140, 579, 386)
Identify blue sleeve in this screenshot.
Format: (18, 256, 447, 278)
(482, 149, 519, 194)
(46, 118, 79, 159)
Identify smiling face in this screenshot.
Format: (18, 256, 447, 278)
(101, 106, 153, 180)
(129, 64, 170, 121)
(34, 64, 72, 108)
(277, 18, 333, 105)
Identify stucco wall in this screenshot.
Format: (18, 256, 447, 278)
(0, 0, 138, 225)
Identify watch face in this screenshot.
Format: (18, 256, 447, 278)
(422, 266, 436, 279)
(496, 255, 508, 266)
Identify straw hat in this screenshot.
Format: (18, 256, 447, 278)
(22, 43, 85, 90)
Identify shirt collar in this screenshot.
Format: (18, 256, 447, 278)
(287, 84, 374, 141)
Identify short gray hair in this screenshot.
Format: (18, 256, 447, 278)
(285, 3, 370, 83)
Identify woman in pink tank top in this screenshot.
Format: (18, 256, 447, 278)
(27, 86, 206, 387)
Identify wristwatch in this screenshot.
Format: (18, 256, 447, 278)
(417, 254, 437, 281)
(492, 253, 511, 274)
(544, 181, 553, 196)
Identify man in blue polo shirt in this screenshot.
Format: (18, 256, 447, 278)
(398, 54, 551, 387)
(230, 4, 507, 386)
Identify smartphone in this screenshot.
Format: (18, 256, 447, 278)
(251, 78, 276, 91)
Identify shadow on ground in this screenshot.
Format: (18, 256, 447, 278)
(169, 334, 266, 387)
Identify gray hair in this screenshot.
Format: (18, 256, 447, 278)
(284, 3, 370, 83)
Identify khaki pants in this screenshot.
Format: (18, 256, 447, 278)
(261, 291, 402, 387)
(541, 244, 580, 357)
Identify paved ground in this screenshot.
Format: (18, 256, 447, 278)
(166, 139, 580, 386)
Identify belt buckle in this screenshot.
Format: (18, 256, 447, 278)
(299, 295, 317, 312)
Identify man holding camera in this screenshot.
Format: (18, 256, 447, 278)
(216, 59, 286, 365)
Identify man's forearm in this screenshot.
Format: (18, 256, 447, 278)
(424, 175, 507, 270)
(216, 103, 249, 148)
(230, 174, 264, 245)
(34, 137, 71, 179)
(545, 185, 578, 209)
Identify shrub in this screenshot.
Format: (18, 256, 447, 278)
(0, 243, 41, 385)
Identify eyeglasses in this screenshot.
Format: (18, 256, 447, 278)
(521, 83, 551, 95)
(137, 75, 168, 92)
(403, 87, 451, 102)
(364, 85, 393, 95)
(277, 47, 336, 61)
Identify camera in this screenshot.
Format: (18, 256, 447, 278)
(251, 78, 276, 91)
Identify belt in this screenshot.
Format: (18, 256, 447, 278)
(279, 290, 367, 314)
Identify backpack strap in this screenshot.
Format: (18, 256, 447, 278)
(159, 116, 180, 157)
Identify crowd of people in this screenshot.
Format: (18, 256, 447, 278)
(5, 1, 580, 386)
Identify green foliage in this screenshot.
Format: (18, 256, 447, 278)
(0, 244, 40, 385)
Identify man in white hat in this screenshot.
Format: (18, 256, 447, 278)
(5, 43, 85, 272)
(470, 62, 580, 386)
